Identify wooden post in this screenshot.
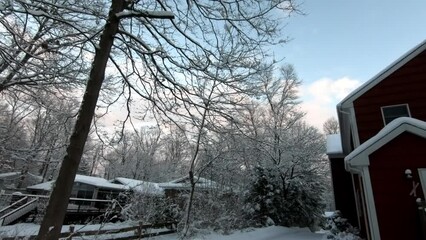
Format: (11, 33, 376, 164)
(68, 225, 74, 240)
(137, 221, 143, 239)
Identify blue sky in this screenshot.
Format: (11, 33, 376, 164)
(275, 0, 426, 129)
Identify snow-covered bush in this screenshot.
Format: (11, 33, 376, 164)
(244, 167, 325, 229)
(184, 191, 245, 234)
(0, 193, 12, 210)
(324, 211, 361, 240)
(33, 197, 49, 224)
(120, 192, 181, 224)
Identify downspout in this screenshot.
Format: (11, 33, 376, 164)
(345, 158, 381, 240)
(361, 167, 381, 240)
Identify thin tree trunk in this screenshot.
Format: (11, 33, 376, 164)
(36, 1, 127, 239)
(182, 89, 213, 237)
(183, 171, 196, 236)
(89, 146, 101, 176)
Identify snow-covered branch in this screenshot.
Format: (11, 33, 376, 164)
(116, 10, 174, 20)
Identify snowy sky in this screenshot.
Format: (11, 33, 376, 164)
(280, 0, 426, 129)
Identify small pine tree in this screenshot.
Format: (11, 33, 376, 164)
(279, 176, 326, 227)
(244, 166, 326, 228)
(244, 167, 287, 226)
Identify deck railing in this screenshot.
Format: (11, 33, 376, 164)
(0, 221, 178, 240)
(0, 196, 38, 226)
(0, 193, 121, 225)
(0, 195, 28, 216)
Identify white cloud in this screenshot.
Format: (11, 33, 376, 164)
(299, 77, 362, 130)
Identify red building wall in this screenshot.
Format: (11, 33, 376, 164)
(369, 132, 426, 240)
(353, 50, 426, 144)
(329, 157, 358, 227)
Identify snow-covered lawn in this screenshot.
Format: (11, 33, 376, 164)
(0, 222, 138, 239)
(166, 227, 327, 240)
(0, 223, 326, 240)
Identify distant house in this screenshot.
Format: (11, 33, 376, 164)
(158, 176, 218, 198)
(0, 172, 20, 192)
(27, 174, 128, 201)
(327, 40, 426, 240)
(111, 177, 164, 196)
(0, 172, 42, 192)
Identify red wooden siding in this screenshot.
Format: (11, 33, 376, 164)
(369, 132, 426, 240)
(353, 50, 426, 144)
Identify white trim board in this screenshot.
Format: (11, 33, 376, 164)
(345, 117, 426, 167)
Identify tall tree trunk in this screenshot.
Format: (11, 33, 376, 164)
(89, 146, 101, 176)
(36, 1, 127, 239)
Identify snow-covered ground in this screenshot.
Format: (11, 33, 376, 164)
(163, 227, 327, 240)
(0, 223, 327, 240)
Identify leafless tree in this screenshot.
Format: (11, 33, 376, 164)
(156, 126, 190, 180)
(0, 94, 29, 171)
(323, 116, 340, 134)
(0, 91, 79, 185)
(19, 0, 299, 238)
(0, 0, 98, 93)
(217, 64, 327, 227)
(105, 126, 162, 180)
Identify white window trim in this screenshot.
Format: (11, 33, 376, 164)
(381, 104, 411, 126)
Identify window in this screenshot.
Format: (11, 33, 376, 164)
(381, 104, 410, 125)
(71, 183, 95, 199)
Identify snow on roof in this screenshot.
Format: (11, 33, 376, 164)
(326, 134, 343, 156)
(27, 175, 128, 191)
(112, 177, 163, 195)
(27, 180, 54, 191)
(169, 176, 216, 185)
(158, 176, 218, 190)
(75, 175, 128, 191)
(116, 10, 175, 19)
(0, 172, 43, 181)
(345, 117, 426, 168)
(0, 172, 20, 178)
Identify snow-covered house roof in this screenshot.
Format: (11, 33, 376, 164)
(0, 172, 42, 182)
(326, 134, 344, 158)
(75, 175, 128, 191)
(0, 172, 20, 179)
(111, 177, 164, 195)
(27, 174, 128, 192)
(345, 117, 426, 170)
(158, 176, 218, 190)
(337, 39, 426, 154)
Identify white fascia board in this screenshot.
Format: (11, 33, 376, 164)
(339, 39, 426, 109)
(349, 107, 360, 147)
(337, 103, 354, 155)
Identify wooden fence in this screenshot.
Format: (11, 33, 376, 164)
(0, 221, 178, 240)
